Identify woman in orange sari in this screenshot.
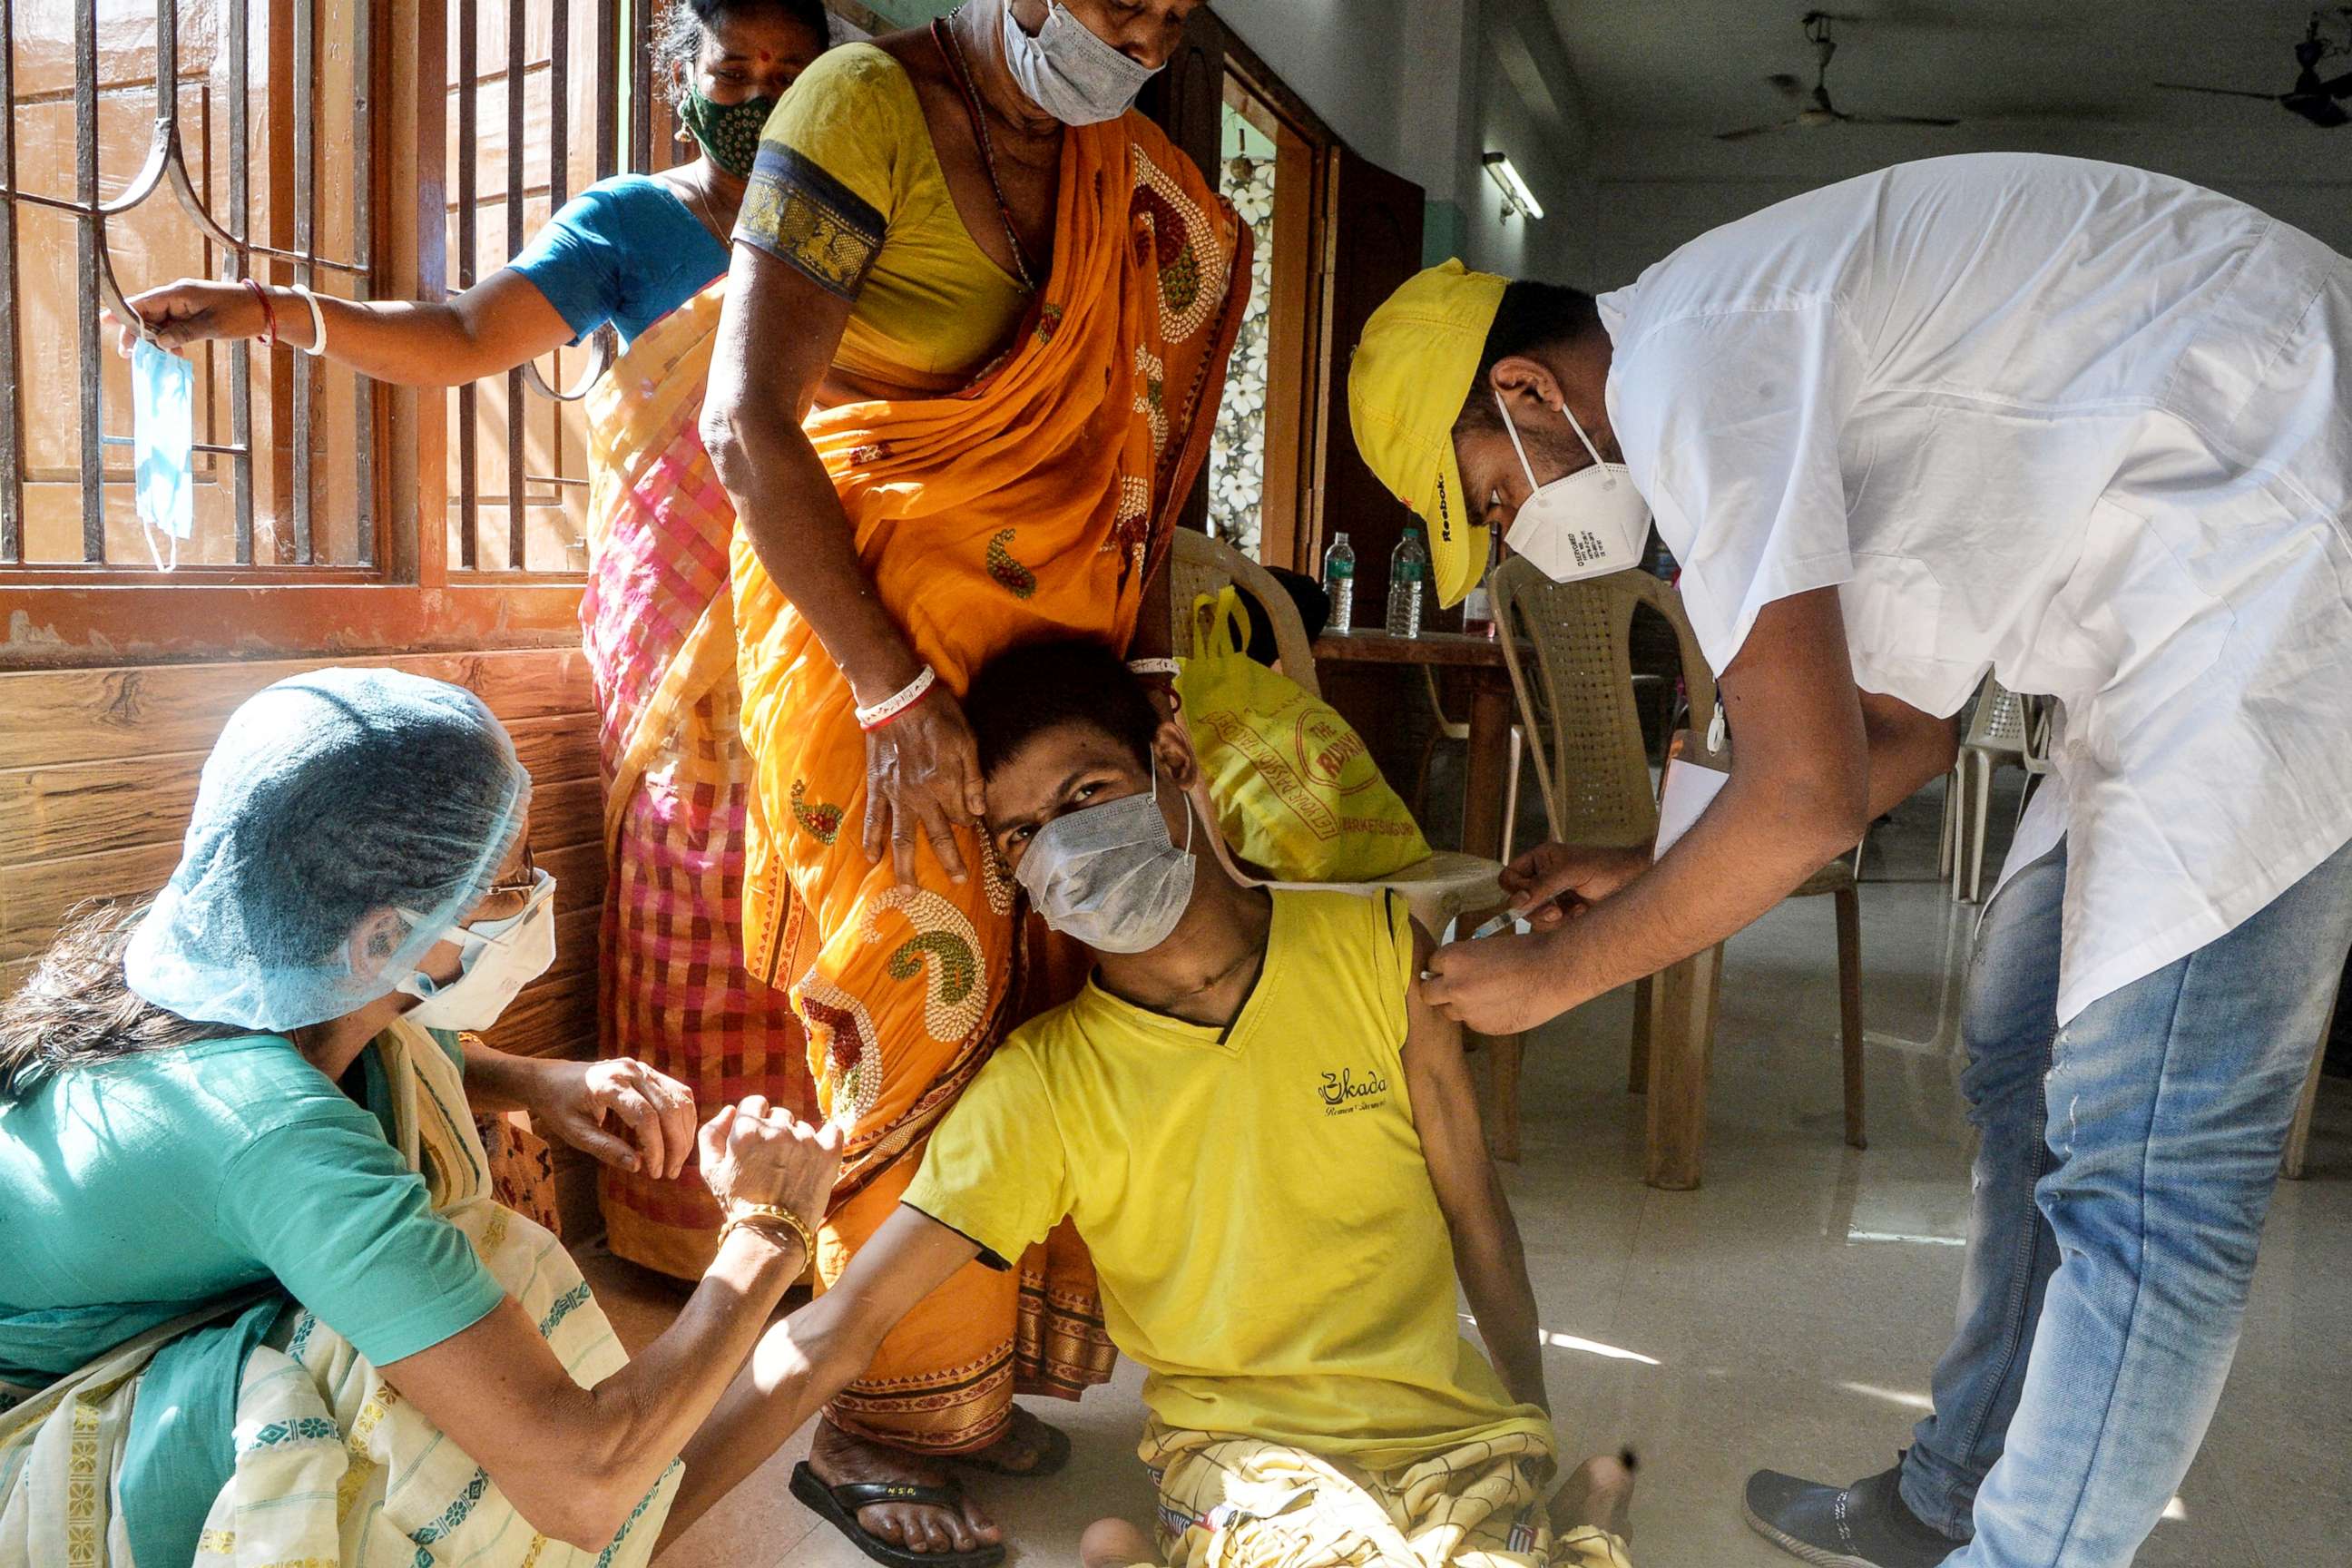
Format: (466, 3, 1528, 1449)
(700, 1, 1243, 1559)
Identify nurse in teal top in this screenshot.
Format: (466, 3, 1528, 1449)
(0, 669, 841, 1566)
(106, 0, 837, 1288)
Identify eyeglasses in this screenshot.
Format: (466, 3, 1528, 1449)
(471, 844, 541, 924)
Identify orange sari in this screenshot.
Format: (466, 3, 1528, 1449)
(731, 115, 1248, 1452)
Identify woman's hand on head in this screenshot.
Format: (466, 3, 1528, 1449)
(103, 279, 269, 358)
(700, 1095, 842, 1229)
(533, 1057, 700, 1180)
(863, 690, 988, 888)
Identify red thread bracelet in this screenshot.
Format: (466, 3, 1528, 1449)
(241, 278, 278, 347)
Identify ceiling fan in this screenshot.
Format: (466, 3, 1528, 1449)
(1718, 11, 1961, 142)
(2155, 9, 2352, 129)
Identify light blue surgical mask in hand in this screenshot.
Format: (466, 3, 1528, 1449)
(1002, 0, 1159, 126)
(1015, 768, 1197, 954)
(131, 338, 195, 570)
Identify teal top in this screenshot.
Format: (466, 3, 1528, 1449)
(0, 1032, 505, 1384)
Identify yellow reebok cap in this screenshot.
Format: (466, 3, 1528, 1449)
(1347, 259, 1507, 608)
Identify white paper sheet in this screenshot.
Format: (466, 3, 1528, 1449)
(1654, 754, 1729, 857)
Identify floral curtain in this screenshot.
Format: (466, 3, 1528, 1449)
(1206, 152, 1275, 555)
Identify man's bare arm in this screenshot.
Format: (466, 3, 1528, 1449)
(1858, 688, 1962, 820)
(1400, 918, 1548, 1412)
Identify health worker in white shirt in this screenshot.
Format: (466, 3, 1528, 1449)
(1346, 152, 2352, 1568)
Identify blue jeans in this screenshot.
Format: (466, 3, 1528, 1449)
(1899, 834, 2352, 1568)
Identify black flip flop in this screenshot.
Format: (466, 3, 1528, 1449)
(946, 1415, 1073, 1479)
(789, 1461, 1007, 1568)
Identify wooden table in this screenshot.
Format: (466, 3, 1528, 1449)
(1310, 628, 1519, 863)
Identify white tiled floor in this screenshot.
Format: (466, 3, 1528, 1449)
(594, 780, 2352, 1565)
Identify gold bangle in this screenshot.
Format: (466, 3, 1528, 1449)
(719, 1202, 818, 1263)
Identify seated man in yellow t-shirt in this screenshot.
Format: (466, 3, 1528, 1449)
(704, 640, 1634, 1568)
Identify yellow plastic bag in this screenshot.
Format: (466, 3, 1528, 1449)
(1177, 587, 1433, 882)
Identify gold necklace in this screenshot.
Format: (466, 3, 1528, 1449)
(667, 168, 729, 246)
(688, 176, 729, 244)
(936, 12, 1041, 290)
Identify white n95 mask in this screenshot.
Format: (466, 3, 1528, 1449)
(1495, 389, 1651, 582)
(1014, 769, 1196, 954)
(395, 869, 558, 1031)
(1003, 0, 1159, 126)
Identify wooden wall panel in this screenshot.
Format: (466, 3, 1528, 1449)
(0, 649, 605, 1074)
(0, 753, 211, 865)
(0, 842, 184, 965)
(0, 650, 597, 770)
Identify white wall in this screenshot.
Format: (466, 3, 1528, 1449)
(1586, 122, 2352, 290)
(1215, 0, 1596, 282)
(1458, 0, 1592, 282)
(1212, 0, 1415, 172)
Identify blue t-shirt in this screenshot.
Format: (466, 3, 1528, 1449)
(506, 173, 730, 346)
(0, 1033, 504, 1377)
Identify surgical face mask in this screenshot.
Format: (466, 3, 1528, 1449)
(1494, 389, 1651, 582)
(1002, 1, 1159, 126)
(131, 338, 194, 572)
(395, 869, 558, 1031)
(679, 88, 777, 179)
(1014, 769, 1196, 955)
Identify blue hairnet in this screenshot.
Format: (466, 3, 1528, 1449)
(125, 667, 531, 1032)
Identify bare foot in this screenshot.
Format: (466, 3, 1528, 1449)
(947, 1403, 1066, 1476)
(1080, 1516, 1156, 1568)
(809, 1416, 1004, 1557)
(1549, 1451, 1637, 1544)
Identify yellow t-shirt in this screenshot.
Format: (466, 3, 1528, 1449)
(902, 889, 1551, 1470)
(734, 43, 1033, 387)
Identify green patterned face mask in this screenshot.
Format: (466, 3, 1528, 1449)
(679, 89, 776, 179)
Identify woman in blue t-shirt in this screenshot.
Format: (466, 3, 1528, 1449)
(113, 0, 834, 1280)
(0, 667, 842, 1565)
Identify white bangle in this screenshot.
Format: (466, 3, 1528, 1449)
(1126, 658, 1180, 679)
(290, 284, 328, 358)
(856, 665, 937, 731)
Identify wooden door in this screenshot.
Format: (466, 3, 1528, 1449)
(1312, 146, 1426, 602)
(1309, 148, 1430, 778)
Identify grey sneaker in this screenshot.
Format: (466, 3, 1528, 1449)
(1742, 1463, 1963, 1568)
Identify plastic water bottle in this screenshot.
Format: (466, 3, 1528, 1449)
(1386, 526, 1429, 638)
(1322, 532, 1357, 635)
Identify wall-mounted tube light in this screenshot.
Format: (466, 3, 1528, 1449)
(1481, 152, 1544, 220)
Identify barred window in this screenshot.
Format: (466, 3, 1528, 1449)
(0, 0, 705, 660)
